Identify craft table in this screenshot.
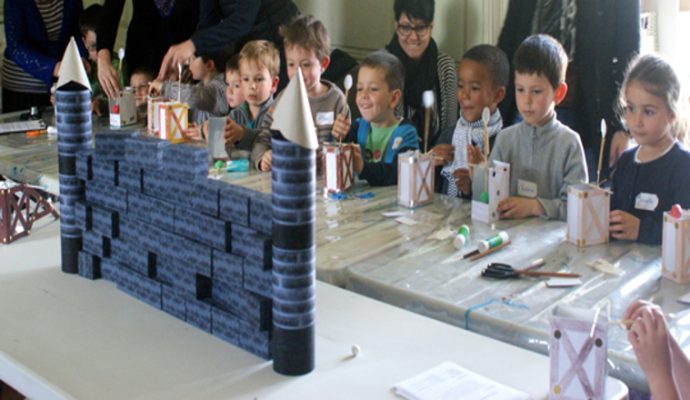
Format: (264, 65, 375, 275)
(0, 221, 628, 399)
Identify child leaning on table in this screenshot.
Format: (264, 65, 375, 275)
(332, 50, 419, 186)
(609, 54, 690, 245)
(253, 14, 352, 171)
(624, 300, 690, 400)
(485, 34, 587, 220)
(433, 44, 509, 197)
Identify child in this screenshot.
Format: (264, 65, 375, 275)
(435, 44, 509, 197)
(149, 51, 229, 126)
(129, 66, 154, 112)
(224, 54, 244, 110)
(610, 54, 690, 244)
(332, 50, 419, 186)
(223, 40, 280, 169)
(624, 300, 690, 399)
(252, 15, 351, 171)
(488, 34, 587, 220)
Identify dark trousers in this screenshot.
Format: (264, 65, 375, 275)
(2, 88, 50, 113)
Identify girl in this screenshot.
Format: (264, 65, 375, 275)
(610, 54, 690, 244)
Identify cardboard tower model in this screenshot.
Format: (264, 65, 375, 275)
(662, 206, 690, 283)
(270, 69, 318, 376)
(56, 38, 92, 273)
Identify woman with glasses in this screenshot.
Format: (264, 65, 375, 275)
(385, 0, 458, 147)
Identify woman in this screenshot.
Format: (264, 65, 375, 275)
(2, 0, 86, 112)
(97, 0, 199, 98)
(386, 0, 457, 148)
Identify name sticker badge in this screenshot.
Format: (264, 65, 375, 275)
(517, 179, 538, 198)
(635, 192, 659, 211)
(315, 111, 335, 126)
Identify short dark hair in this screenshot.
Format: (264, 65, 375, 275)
(225, 53, 240, 73)
(462, 44, 509, 88)
(80, 4, 103, 36)
(130, 66, 155, 82)
(513, 34, 567, 90)
(279, 15, 330, 61)
(361, 50, 405, 92)
(394, 0, 435, 24)
(198, 49, 232, 73)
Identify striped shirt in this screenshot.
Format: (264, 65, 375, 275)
(2, 0, 63, 93)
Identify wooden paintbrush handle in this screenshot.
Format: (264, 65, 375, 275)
(469, 240, 511, 261)
(520, 271, 580, 278)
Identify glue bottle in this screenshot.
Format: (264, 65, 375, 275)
(453, 224, 470, 249)
(478, 231, 509, 253)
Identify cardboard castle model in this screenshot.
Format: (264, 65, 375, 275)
(471, 161, 510, 224)
(566, 184, 610, 247)
(662, 206, 690, 283)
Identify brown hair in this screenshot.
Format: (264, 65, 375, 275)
(238, 40, 280, 78)
(279, 15, 330, 61)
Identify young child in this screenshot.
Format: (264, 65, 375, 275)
(624, 300, 690, 399)
(610, 54, 690, 244)
(488, 34, 587, 220)
(224, 54, 245, 110)
(435, 44, 509, 197)
(252, 15, 351, 171)
(129, 66, 154, 112)
(149, 51, 229, 125)
(223, 40, 280, 169)
(332, 50, 419, 186)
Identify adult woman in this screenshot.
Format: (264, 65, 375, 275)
(97, 0, 199, 98)
(386, 0, 457, 148)
(2, 0, 86, 112)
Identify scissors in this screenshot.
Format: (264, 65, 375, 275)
(481, 258, 580, 279)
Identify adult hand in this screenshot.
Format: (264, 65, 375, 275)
(148, 79, 163, 96)
(352, 145, 364, 174)
(331, 113, 351, 141)
(223, 118, 245, 146)
(52, 61, 62, 78)
(609, 209, 640, 241)
(452, 168, 471, 194)
(259, 150, 272, 172)
(97, 49, 121, 98)
(431, 143, 453, 166)
(609, 130, 632, 168)
(158, 39, 196, 81)
(467, 144, 485, 165)
(497, 197, 544, 219)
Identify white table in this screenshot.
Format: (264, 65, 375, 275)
(0, 221, 627, 399)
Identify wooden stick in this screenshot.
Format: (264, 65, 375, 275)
(468, 240, 511, 261)
(520, 271, 581, 278)
(423, 107, 430, 153)
(596, 119, 607, 187)
(610, 319, 634, 330)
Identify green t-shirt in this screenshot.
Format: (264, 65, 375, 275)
(365, 121, 401, 162)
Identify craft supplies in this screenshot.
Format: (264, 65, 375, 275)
(453, 225, 470, 249)
(477, 231, 509, 253)
(662, 204, 690, 283)
(566, 183, 610, 247)
(397, 150, 434, 208)
(422, 90, 434, 153)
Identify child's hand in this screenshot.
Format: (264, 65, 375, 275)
(331, 114, 351, 142)
(497, 197, 544, 219)
(609, 210, 640, 241)
(352, 145, 364, 174)
(148, 79, 163, 96)
(432, 143, 453, 166)
(259, 150, 272, 172)
(467, 144, 485, 165)
(452, 168, 471, 194)
(224, 118, 245, 145)
(183, 123, 202, 142)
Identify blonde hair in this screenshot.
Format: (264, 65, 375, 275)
(280, 15, 330, 61)
(619, 54, 689, 145)
(238, 40, 280, 78)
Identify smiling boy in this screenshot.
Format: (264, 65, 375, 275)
(489, 34, 587, 220)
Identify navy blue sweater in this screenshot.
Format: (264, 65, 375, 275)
(611, 142, 690, 244)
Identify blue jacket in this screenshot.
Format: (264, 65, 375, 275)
(4, 0, 87, 90)
(344, 118, 419, 186)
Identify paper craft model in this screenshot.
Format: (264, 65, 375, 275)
(566, 184, 610, 247)
(56, 37, 92, 273)
(322, 143, 355, 196)
(147, 96, 164, 134)
(270, 68, 318, 376)
(397, 150, 435, 208)
(109, 88, 137, 127)
(471, 161, 510, 223)
(158, 101, 189, 144)
(549, 306, 607, 400)
(662, 206, 690, 283)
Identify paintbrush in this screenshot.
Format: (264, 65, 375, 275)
(422, 90, 434, 153)
(177, 62, 183, 103)
(340, 74, 353, 146)
(468, 240, 511, 261)
(118, 48, 125, 75)
(596, 118, 607, 187)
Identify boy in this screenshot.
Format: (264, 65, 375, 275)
(222, 40, 280, 169)
(435, 44, 509, 197)
(333, 50, 419, 186)
(253, 15, 351, 171)
(489, 34, 586, 220)
(149, 51, 229, 125)
(129, 66, 154, 112)
(224, 54, 244, 110)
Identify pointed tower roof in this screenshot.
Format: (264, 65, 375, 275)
(56, 37, 91, 91)
(270, 68, 318, 150)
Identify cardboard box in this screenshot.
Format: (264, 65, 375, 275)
(322, 143, 355, 196)
(566, 184, 610, 247)
(397, 150, 435, 208)
(662, 210, 690, 283)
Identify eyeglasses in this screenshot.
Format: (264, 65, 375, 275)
(396, 23, 431, 37)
